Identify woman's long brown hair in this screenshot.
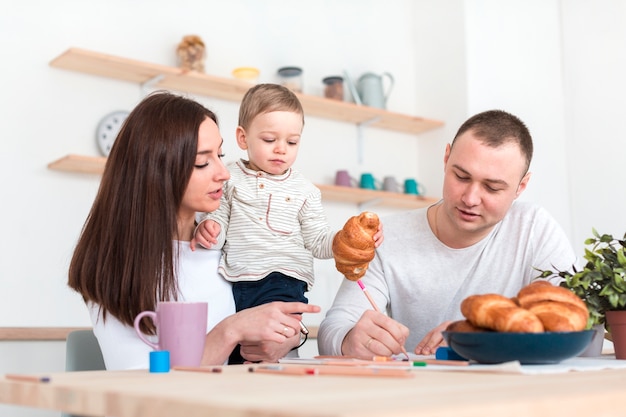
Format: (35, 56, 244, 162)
(68, 91, 218, 334)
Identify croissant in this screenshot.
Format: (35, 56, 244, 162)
(332, 212, 380, 281)
(446, 319, 489, 333)
(517, 281, 589, 331)
(517, 280, 587, 310)
(461, 294, 545, 333)
(456, 281, 589, 334)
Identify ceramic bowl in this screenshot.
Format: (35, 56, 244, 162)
(232, 67, 260, 83)
(443, 330, 594, 364)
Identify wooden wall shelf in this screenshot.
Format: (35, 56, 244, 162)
(50, 48, 444, 136)
(318, 184, 437, 209)
(48, 154, 437, 209)
(0, 327, 91, 341)
(48, 48, 442, 210)
(48, 154, 106, 175)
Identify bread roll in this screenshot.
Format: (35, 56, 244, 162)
(525, 301, 588, 332)
(453, 281, 589, 334)
(446, 319, 489, 333)
(332, 212, 379, 281)
(517, 280, 587, 310)
(461, 294, 545, 333)
(517, 281, 589, 331)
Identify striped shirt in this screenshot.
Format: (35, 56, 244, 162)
(199, 159, 335, 289)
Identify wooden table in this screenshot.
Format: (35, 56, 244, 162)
(1, 364, 625, 417)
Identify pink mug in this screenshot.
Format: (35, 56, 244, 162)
(134, 301, 208, 367)
(335, 170, 358, 187)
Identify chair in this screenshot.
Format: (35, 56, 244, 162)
(65, 329, 105, 372)
(62, 329, 105, 417)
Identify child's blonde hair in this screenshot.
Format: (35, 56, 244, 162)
(238, 83, 304, 130)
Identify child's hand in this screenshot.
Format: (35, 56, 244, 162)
(190, 220, 221, 251)
(373, 222, 384, 248)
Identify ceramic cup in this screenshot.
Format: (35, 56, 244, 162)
(134, 301, 208, 368)
(335, 170, 358, 187)
(404, 178, 425, 195)
(382, 176, 402, 193)
(360, 173, 379, 190)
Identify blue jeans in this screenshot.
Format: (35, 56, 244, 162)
(232, 272, 308, 311)
(229, 272, 308, 364)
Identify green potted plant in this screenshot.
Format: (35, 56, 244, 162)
(537, 229, 626, 358)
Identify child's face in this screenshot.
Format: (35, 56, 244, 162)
(236, 110, 303, 175)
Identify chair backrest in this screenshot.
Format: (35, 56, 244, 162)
(63, 330, 106, 417)
(65, 329, 106, 372)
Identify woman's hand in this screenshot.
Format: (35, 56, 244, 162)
(202, 301, 320, 364)
(202, 301, 320, 365)
(413, 321, 451, 355)
(236, 301, 319, 342)
(239, 338, 298, 363)
(340, 310, 408, 359)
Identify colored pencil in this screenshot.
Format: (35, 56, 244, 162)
(413, 359, 469, 367)
(173, 366, 223, 373)
(306, 357, 469, 367)
(357, 279, 381, 312)
(5, 374, 50, 383)
(249, 365, 413, 378)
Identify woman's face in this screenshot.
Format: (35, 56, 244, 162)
(180, 117, 230, 219)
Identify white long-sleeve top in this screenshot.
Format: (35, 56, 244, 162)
(317, 201, 577, 356)
(198, 160, 335, 290)
(89, 244, 235, 370)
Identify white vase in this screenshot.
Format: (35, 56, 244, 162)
(578, 324, 605, 357)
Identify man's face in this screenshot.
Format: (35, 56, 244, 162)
(441, 130, 530, 242)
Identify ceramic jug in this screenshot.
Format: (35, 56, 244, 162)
(356, 72, 394, 109)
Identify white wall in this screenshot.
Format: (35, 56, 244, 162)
(1, 0, 470, 331)
(1, 0, 451, 331)
(2, 2, 626, 414)
(561, 0, 626, 249)
(465, 0, 572, 237)
(463, 0, 626, 254)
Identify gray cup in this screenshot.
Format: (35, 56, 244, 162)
(382, 176, 402, 193)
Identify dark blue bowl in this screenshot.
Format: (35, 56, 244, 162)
(442, 330, 594, 364)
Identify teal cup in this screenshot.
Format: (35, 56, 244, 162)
(404, 178, 425, 195)
(360, 173, 377, 190)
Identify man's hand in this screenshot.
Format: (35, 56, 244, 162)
(414, 321, 452, 355)
(341, 310, 408, 359)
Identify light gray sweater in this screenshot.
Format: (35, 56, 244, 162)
(317, 201, 577, 355)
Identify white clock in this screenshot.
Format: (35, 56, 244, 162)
(96, 110, 130, 156)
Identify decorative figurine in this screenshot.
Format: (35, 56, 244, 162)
(176, 35, 206, 72)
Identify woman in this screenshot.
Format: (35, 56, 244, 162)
(68, 91, 319, 370)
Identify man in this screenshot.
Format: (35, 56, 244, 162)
(317, 110, 576, 358)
